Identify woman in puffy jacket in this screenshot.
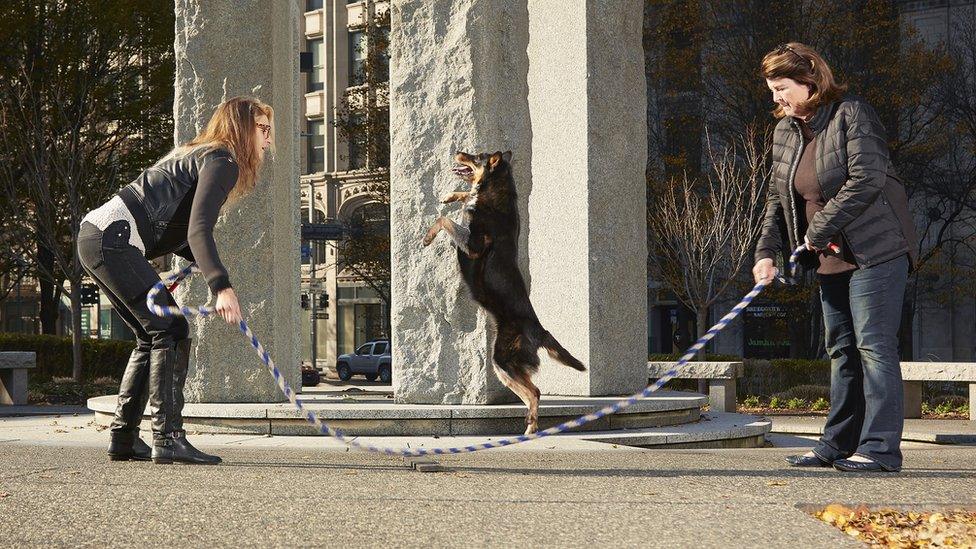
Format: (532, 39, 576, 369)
(753, 43, 918, 473)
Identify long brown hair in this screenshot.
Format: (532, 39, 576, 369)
(761, 42, 847, 118)
(166, 96, 274, 200)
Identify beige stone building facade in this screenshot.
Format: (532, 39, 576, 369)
(300, 0, 390, 368)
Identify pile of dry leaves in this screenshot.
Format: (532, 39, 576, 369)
(815, 504, 976, 547)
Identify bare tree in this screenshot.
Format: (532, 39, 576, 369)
(643, 0, 959, 358)
(648, 127, 770, 351)
(896, 11, 976, 352)
(0, 1, 173, 380)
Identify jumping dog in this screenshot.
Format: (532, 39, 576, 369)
(423, 151, 586, 435)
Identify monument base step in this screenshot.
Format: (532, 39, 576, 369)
(88, 391, 711, 436)
(87, 391, 770, 447)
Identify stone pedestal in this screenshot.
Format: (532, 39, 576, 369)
(389, 0, 530, 404)
(390, 0, 648, 402)
(173, 0, 301, 403)
(526, 0, 649, 396)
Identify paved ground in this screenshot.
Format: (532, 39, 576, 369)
(1, 411, 974, 548)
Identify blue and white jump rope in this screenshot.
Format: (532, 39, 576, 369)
(148, 246, 810, 457)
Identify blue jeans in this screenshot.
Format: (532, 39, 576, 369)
(812, 254, 909, 471)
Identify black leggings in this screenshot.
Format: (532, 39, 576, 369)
(77, 220, 188, 349)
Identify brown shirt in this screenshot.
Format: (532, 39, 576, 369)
(794, 121, 858, 275)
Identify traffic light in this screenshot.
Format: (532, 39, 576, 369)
(80, 283, 100, 306)
(318, 293, 329, 309)
(300, 293, 309, 310)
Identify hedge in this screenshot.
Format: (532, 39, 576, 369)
(739, 359, 831, 398)
(0, 333, 135, 382)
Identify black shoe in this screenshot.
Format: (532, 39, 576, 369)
(152, 434, 221, 465)
(785, 454, 831, 467)
(131, 434, 152, 461)
(833, 457, 898, 473)
(108, 431, 152, 461)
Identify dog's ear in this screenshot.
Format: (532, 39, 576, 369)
(488, 151, 503, 171)
(502, 150, 512, 163)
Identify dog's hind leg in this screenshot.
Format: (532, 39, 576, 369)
(493, 364, 539, 435)
(512, 371, 542, 435)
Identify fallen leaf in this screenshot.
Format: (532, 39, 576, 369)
(0, 492, 10, 498)
(814, 505, 976, 547)
(767, 481, 788, 486)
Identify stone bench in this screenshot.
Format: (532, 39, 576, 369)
(902, 362, 976, 421)
(648, 361, 743, 413)
(0, 352, 36, 406)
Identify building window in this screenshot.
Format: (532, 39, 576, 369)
(347, 113, 364, 170)
(306, 0, 324, 10)
(300, 207, 329, 265)
(335, 283, 388, 355)
(349, 29, 367, 86)
(375, 26, 390, 83)
(307, 120, 325, 174)
(308, 38, 325, 92)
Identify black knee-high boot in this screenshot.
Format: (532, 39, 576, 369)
(108, 344, 152, 461)
(150, 339, 220, 465)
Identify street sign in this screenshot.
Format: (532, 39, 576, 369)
(301, 223, 345, 241)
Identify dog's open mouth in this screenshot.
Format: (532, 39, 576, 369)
(452, 164, 474, 179)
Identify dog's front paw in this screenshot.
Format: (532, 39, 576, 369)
(422, 227, 438, 247)
(523, 421, 538, 436)
(440, 192, 456, 204)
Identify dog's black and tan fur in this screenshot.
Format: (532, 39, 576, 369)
(423, 151, 585, 435)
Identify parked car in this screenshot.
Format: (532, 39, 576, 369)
(335, 339, 392, 383)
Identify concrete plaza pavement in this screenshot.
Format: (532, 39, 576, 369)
(1, 411, 974, 548)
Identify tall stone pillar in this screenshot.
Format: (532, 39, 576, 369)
(173, 0, 302, 403)
(389, 0, 531, 404)
(527, 1, 649, 396)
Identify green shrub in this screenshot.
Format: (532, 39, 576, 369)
(769, 396, 784, 409)
(28, 377, 119, 405)
(786, 397, 806, 410)
(931, 395, 968, 416)
(811, 397, 830, 411)
(0, 333, 135, 382)
(739, 359, 831, 398)
(742, 395, 761, 408)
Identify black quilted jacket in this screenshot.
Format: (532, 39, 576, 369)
(755, 95, 918, 270)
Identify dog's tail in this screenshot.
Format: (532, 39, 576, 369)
(540, 330, 586, 371)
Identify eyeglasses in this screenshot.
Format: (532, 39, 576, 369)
(775, 44, 814, 69)
(256, 123, 271, 138)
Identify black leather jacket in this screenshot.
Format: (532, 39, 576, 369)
(117, 147, 239, 292)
